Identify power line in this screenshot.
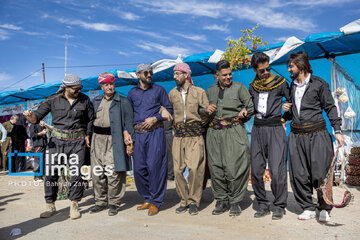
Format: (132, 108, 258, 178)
(0, 68, 42, 92)
(46, 63, 141, 69)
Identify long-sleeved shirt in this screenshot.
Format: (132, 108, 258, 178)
(169, 85, 209, 124)
(29, 124, 47, 147)
(127, 83, 173, 125)
(287, 75, 341, 131)
(0, 123, 7, 142)
(249, 80, 291, 119)
(206, 81, 254, 122)
(34, 93, 94, 135)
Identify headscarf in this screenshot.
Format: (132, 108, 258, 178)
(98, 72, 115, 84)
(57, 74, 82, 93)
(136, 63, 152, 74)
(173, 63, 193, 84)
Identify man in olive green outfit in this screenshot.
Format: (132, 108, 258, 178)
(206, 60, 254, 217)
(169, 63, 209, 215)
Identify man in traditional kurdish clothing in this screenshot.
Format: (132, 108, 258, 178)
(89, 73, 135, 216)
(206, 60, 254, 216)
(127, 64, 173, 216)
(23, 74, 94, 220)
(249, 52, 290, 220)
(1, 115, 17, 170)
(29, 120, 48, 181)
(283, 51, 344, 222)
(169, 63, 209, 215)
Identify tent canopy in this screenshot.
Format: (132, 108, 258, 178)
(1, 20, 360, 105)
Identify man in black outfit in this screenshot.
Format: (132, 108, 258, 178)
(29, 120, 48, 181)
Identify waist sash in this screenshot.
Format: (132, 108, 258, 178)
(134, 121, 163, 134)
(254, 117, 282, 127)
(93, 126, 111, 135)
(290, 120, 327, 134)
(209, 117, 242, 130)
(52, 128, 85, 141)
(174, 121, 202, 137)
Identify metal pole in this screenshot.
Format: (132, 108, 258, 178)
(42, 62, 46, 83)
(65, 35, 68, 76)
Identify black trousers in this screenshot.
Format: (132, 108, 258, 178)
(44, 137, 86, 203)
(33, 146, 46, 173)
(166, 132, 174, 180)
(251, 125, 288, 209)
(12, 141, 26, 172)
(288, 131, 333, 212)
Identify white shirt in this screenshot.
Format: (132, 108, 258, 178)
(257, 92, 269, 116)
(294, 74, 311, 116)
(181, 87, 187, 123)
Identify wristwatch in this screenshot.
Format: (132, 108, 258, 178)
(334, 130, 343, 134)
(152, 116, 157, 123)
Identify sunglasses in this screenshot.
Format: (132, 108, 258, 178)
(70, 86, 83, 92)
(258, 67, 271, 74)
(142, 71, 153, 76)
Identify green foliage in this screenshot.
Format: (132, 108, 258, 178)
(221, 24, 267, 70)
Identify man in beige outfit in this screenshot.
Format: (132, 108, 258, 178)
(169, 63, 210, 215)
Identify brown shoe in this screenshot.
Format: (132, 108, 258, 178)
(148, 204, 159, 216)
(137, 202, 151, 210)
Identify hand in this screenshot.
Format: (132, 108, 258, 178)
(237, 108, 247, 119)
(39, 129, 47, 135)
(282, 123, 286, 131)
(161, 109, 173, 121)
(123, 130, 132, 145)
(282, 103, 293, 112)
(126, 143, 134, 156)
(85, 135, 91, 148)
(39, 120, 46, 127)
(335, 133, 345, 147)
(23, 110, 37, 124)
(206, 104, 217, 115)
(142, 117, 156, 130)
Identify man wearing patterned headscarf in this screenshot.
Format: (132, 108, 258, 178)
(23, 73, 94, 220)
(169, 63, 210, 215)
(89, 72, 135, 216)
(127, 63, 173, 216)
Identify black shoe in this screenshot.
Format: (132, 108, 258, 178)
(229, 203, 241, 217)
(189, 203, 199, 216)
(89, 205, 107, 214)
(272, 208, 285, 220)
(175, 205, 188, 214)
(254, 208, 270, 218)
(108, 205, 119, 216)
(34, 176, 43, 182)
(212, 201, 230, 215)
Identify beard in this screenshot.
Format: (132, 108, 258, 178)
(141, 77, 152, 85)
(290, 70, 299, 80)
(176, 79, 185, 87)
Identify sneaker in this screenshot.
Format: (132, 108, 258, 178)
(272, 208, 286, 220)
(34, 176, 43, 182)
(298, 210, 316, 220)
(212, 201, 230, 215)
(89, 205, 107, 214)
(175, 205, 188, 214)
(188, 203, 199, 216)
(108, 205, 119, 216)
(254, 208, 270, 218)
(319, 210, 331, 223)
(229, 203, 241, 217)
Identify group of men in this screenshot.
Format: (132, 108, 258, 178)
(21, 50, 344, 223)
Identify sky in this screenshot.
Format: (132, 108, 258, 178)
(0, 0, 359, 92)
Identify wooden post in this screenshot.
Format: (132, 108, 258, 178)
(42, 62, 46, 83)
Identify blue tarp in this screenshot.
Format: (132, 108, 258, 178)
(1, 30, 360, 105)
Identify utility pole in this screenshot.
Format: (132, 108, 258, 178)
(65, 35, 68, 76)
(42, 62, 46, 83)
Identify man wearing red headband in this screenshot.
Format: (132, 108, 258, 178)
(169, 63, 210, 215)
(89, 72, 135, 216)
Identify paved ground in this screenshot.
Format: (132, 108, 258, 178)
(0, 171, 360, 240)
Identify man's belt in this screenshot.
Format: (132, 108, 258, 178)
(174, 121, 202, 137)
(134, 121, 164, 134)
(52, 128, 86, 140)
(290, 120, 327, 134)
(93, 126, 111, 135)
(254, 117, 282, 127)
(209, 117, 242, 130)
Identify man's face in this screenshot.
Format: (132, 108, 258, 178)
(216, 68, 232, 88)
(10, 118, 17, 124)
(101, 82, 115, 96)
(173, 71, 187, 87)
(255, 62, 271, 79)
(288, 62, 300, 80)
(137, 70, 152, 85)
(65, 84, 82, 98)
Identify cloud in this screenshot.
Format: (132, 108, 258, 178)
(0, 29, 10, 40)
(136, 41, 192, 57)
(0, 72, 13, 82)
(58, 18, 125, 31)
(172, 32, 207, 41)
(31, 72, 41, 77)
(117, 50, 129, 56)
(0, 24, 22, 31)
(203, 24, 230, 33)
(274, 36, 291, 43)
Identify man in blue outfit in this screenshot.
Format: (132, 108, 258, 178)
(127, 63, 173, 216)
